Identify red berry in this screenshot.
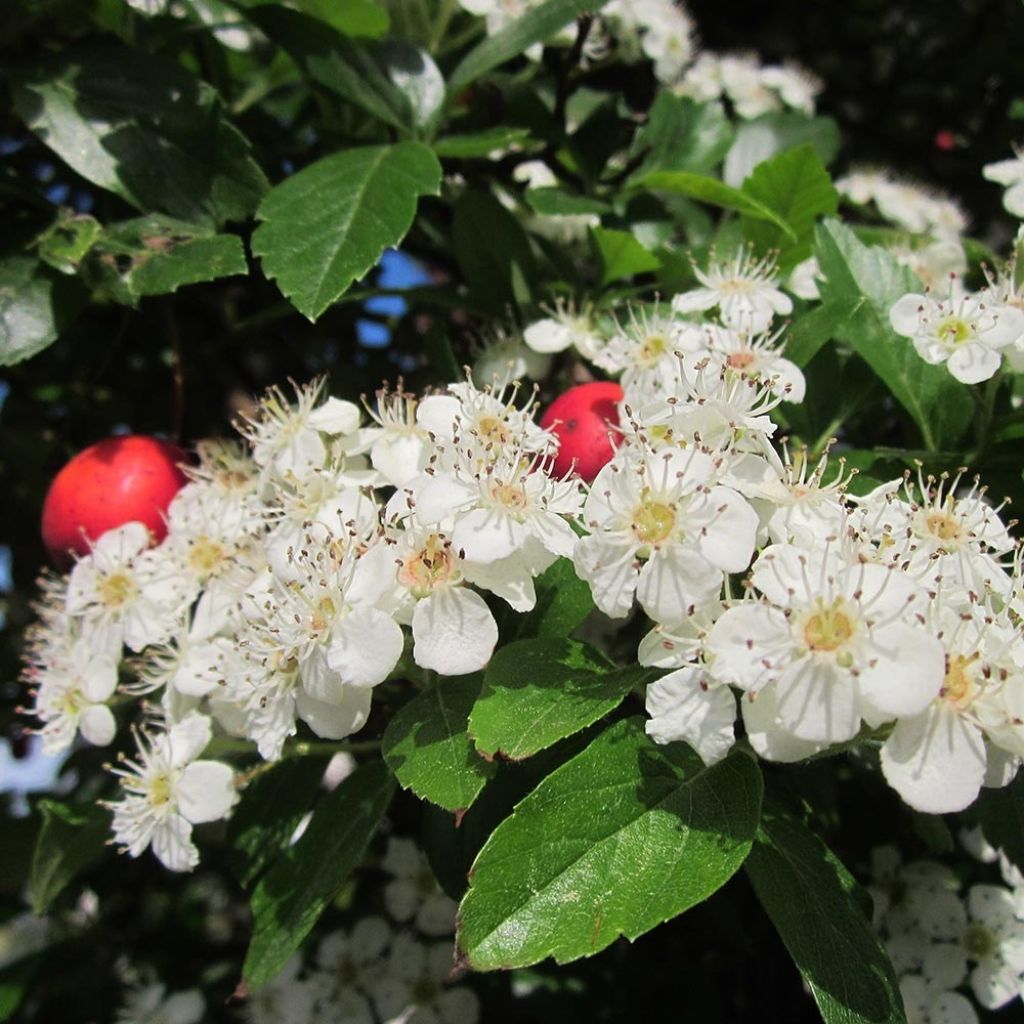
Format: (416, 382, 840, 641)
(934, 130, 957, 152)
(41, 435, 189, 568)
(540, 381, 623, 482)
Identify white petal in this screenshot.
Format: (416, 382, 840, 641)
(947, 343, 1002, 385)
(307, 397, 361, 435)
(167, 712, 213, 769)
(691, 487, 759, 573)
(889, 293, 929, 337)
(79, 704, 116, 747)
(81, 657, 119, 702)
(452, 507, 528, 563)
(773, 658, 860, 743)
(177, 761, 236, 823)
(741, 687, 828, 762)
(880, 705, 987, 813)
(856, 623, 944, 719)
(573, 535, 638, 619)
(412, 588, 498, 675)
(645, 667, 736, 765)
(296, 685, 372, 740)
(327, 607, 404, 688)
(524, 319, 573, 353)
(971, 958, 1020, 1010)
(705, 602, 788, 691)
(636, 545, 721, 624)
(152, 814, 199, 872)
(930, 992, 978, 1024)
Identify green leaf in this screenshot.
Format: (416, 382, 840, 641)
(814, 219, 972, 450)
(381, 43, 445, 134)
(252, 142, 442, 320)
(227, 756, 328, 887)
(451, 188, 537, 313)
(590, 227, 661, 285)
(741, 143, 838, 269)
(784, 300, 847, 368)
(507, 556, 595, 642)
(35, 210, 102, 274)
(525, 188, 610, 217)
(382, 674, 496, 813)
(745, 801, 907, 1024)
(457, 718, 762, 969)
(29, 800, 110, 915)
(81, 215, 247, 306)
(296, 0, 390, 37)
(433, 126, 533, 158)
(11, 41, 267, 226)
(638, 171, 797, 241)
(472, 639, 652, 761)
(0, 957, 40, 1022)
(0, 255, 87, 367)
(243, 6, 411, 131)
(244, 759, 394, 987)
(978, 772, 1024, 875)
(725, 112, 840, 187)
(447, 0, 613, 97)
(630, 95, 734, 178)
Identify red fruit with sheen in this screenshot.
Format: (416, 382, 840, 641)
(540, 381, 623, 482)
(42, 435, 189, 568)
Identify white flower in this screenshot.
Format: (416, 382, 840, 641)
(693, 324, 806, 402)
(645, 665, 737, 765)
(310, 918, 392, 1024)
(382, 838, 458, 936)
(759, 63, 821, 114)
(108, 712, 236, 871)
(899, 975, 977, 1024)
(983, 149, 1024, 219)
(890, 286, 1024, 384)
(786, 257, 822, 300)
(374, 933, 479, 1024)
(575, 444, 759, 622)
(66, 522, 185, 653)
(606, 0, 696, 83)
(244, 954, 317, 1024)
(116, 982, 204, 1024)
(706, 542, 944, 745)
(672, 249, 792, 332)
(523, 302, 605, 360)
(962, 885, 1024, 1009)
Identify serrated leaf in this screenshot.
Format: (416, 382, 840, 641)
(447, 0, 613, 97)
(814, 219, 972, 450)
(472, 639, 651, 761)
(29, 800, 110, 915)
(630, 94, 733, 179)
(745, 801, 907, 1024)
(244, 759, 394, 987)
(978, 772, 1024, 875)
(81, 215, 247, 305)
(457, 717, 762, 969)
(252, 142, 441, 320)
(0, 255, 87, 366)
(35, 211, 102, 274)
(525, 188, 610, 217)
(11, 41, 267, 226)
(724, 112, 840, 188)
(742, 143, 838, 270)
(227, 756, 328, 887)
(507, 556, 595, 642)
(638, 171, 797, 241)
(590, 226, 661, 285)
(451, 188, 537, 313)
(243, 6, 411, 131)
(382, 674, 496, 813)
(433, 126, 533, 158)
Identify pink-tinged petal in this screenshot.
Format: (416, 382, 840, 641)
(327, 607, 404, 688)
(947, 343, 1002, 385)
(741, 686, 828, 762)
(889, 294, 929, 337)
(706, 602, 788, 691)
(152, 814, 198, 872)
(412, 588, 497, 676)
(880, 704, 986, 813)
(79, 704, 116, 747)
(178, 761, 236, 824)
(774, 658, 860, 743)
(857, 623, 944, 719)
(296, 685, 372, 741)
(645, 667, 736, 765)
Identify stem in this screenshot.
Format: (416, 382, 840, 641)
(967, 370, 1002, 465)
(427, 0, 460, 55)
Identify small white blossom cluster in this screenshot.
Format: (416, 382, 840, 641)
(245, 839, 474, 1024)
(836, 169, 968, 237)
(984, 148, 1024, 220)
(676, 50, 821, 118)
(870, 845, 1024, 1022)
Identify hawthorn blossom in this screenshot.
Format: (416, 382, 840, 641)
(890, 286, 1024, 384)
(645, 665, 737, 765)
(523, 301, 605, 360)
(672, 249, 792, 332)
(693, 324, 806, 402)
(382, 837, 458, 937)
(108, 712, 236, 871)
(309, 919, 391, 1024)
(115, 982, 204, 1024)
(983, 148, 1024, 219)
(574, 444, 758, 623)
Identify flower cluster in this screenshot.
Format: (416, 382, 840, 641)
(871, 843, 1024, 1023)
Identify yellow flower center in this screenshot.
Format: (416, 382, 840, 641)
(149, 773, 172, 807)
(491, 481, 528, 513)
(802, 600, 856, 653)
(310, 596, 337, 636)
(638, 333, 669, 366)
(941, 652, 977, 708)
(97, 570, 138, 610)
(400, 535, 457, 598)
(188, 537, 227, 577)
(632, 492, 676, 548)
(924, 510, 962, 545)
(476, 416, 509, 445)
(937, 315, 973, 346)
